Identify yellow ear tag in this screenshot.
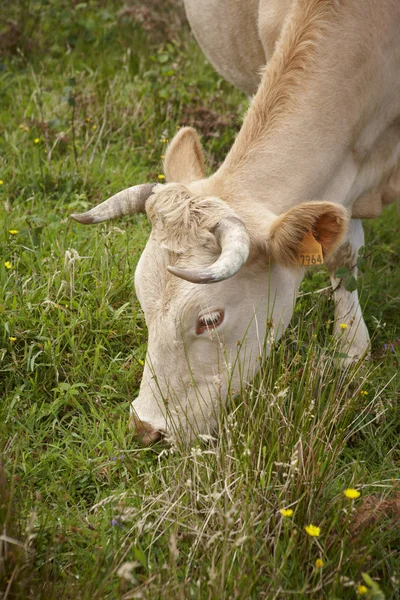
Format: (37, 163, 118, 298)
(298, 231, 324, 266)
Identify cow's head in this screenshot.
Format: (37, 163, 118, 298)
(72, 128, 348, 444)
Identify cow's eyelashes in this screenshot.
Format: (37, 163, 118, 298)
(196, 310, 224, 335)
(202, 314, 220, 326)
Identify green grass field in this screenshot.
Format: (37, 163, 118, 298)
(1, 1, 399, 598)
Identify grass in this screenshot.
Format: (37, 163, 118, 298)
(0, 1, 399, 598)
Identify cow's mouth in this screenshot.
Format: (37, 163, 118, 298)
(129, 414, 166, 446)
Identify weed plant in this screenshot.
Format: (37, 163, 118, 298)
(0, 1, 399, 598)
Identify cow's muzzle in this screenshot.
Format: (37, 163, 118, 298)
(129, 413, 165, 446)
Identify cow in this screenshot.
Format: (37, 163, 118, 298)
(71, 0, 400, 444)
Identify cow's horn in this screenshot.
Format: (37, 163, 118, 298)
(167, 217, 250, 284)
(71, 183, 155, 224)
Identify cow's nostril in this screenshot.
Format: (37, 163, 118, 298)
(130, 414, 164, 445)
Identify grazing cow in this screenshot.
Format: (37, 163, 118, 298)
(72, 0, 400, 444)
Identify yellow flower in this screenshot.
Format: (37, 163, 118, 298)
(344, 488, 361, 499)
(91, 124, 97, 131)
(9, 229, 18, 235)
(305, 524, 321, 537)
(138, 359, 144, 366)
(279, 508, 294, 517)
(158, 174, 165, 180)
(160, 155, 165, 159)
(19, 124, 29, 132)
(9, 337, 17, 342)
(339, 323, 349, 330)
(4, 261, 12, 269)
(357, 585, 368, 596)
(360, 390, 368, 396)
(315, 558, 324, 569)
(0, 180, 3, 185)
(34, 138, 40, 144)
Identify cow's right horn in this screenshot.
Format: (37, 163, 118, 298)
(167, 216, 250, 284)
(71, 183, 155, 224)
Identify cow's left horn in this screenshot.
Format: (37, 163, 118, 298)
(71, 183, 155, 224)
(167, 217, 250, 284)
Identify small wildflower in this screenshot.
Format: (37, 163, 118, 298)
(147, 139, 153, 144)
(160, 155, 165, 159)
(9, 229, 18, 235)
(91, 124, 97, 131)
(19, 124, 29, 132)
(357, 585, 368, 596)
(315, 558, 324, 569)
(339, 323, 349, 330)
(360, 390, 368, 396)
(158, 174, 165, 180)
(138, 359, 144, 366)
(305, 524, 321, 537)
(344, 488, 361, 499)
(4, 261, 12, 269)
(34, 138, 40, 144)
(279, 508, 294, 517)
(0, 180, 3, 185)
(383, 342, 395, 353)
(85, 117, 92, 123)
(9, 337, 17, 342)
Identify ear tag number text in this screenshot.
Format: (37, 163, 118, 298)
(298, 231, 324, 266)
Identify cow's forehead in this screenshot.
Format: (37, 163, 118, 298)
(146, 183, 234, 254)
(136, 235, 220, 323)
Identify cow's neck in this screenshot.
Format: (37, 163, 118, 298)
(210, 0, 400, 216)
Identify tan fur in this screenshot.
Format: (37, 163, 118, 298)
(164, 127, 206, 184)
(183, 0, 266, 95)
(146, 183, 235, 254)
(268, 202, 347, 267)
(146, 180, 348, 270)
(151, 0, 399, 260)
(258, 0, 294, 61)
(351, 160, 400, 219)
(351, 193, 383, 219)
(225, 0, 339, 171)
(383, 162, 400, 207)
(324, 238, 356, 272)
(197, 0, 400, 225)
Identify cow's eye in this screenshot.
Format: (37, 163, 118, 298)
(196, 310, 224, 335)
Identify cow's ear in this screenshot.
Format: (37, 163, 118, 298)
(164, 127, 206, 184)
(268, 202, 348, 267)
